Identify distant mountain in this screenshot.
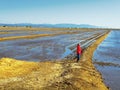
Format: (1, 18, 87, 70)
(0, 23, 99, 28)
(53, 24, 98, 28)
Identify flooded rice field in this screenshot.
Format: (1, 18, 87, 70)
(0, 30, 69, 37)
(93, 30, 120, 90)
(0, 29, 105, 62)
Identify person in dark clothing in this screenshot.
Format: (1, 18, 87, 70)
(76, 43, 82, 62)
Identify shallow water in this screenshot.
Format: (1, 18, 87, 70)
(93, 30, 120, 90)
(0, 30, 104, 61)
(0, 30, 56, 37)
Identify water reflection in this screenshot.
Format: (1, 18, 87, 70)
(93, 30, 120, 90)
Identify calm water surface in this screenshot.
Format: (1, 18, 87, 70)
(0, 34, 75, 61)
(0, 30, 104, 61)
(93, 30, 120, 90)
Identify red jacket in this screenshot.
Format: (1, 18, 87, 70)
(77, 44, 82, 54)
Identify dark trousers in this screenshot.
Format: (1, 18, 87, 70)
(77, 54, 80, 62)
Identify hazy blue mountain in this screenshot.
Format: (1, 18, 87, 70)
(0, 23, 99, 28)
(53, 24, 98, 28)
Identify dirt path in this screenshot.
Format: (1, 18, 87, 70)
(0, 33, 109, 90)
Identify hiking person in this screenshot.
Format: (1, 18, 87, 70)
(76, 43, 82, 62)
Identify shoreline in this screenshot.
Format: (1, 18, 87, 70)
(0, 32, 109, 90)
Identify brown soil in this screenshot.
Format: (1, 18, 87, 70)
(0, 33, 109, 90)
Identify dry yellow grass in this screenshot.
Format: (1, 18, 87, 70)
(0, 58, 39, 79)
(0, 26, 106, 31)
(0, 32, 9, 34)
(0, 59, 63, 89)
(0, 26, 70, 31)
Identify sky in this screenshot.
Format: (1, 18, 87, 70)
(0, 0, 120, 28)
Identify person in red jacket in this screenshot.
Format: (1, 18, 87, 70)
(76, 43, 82, 62)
